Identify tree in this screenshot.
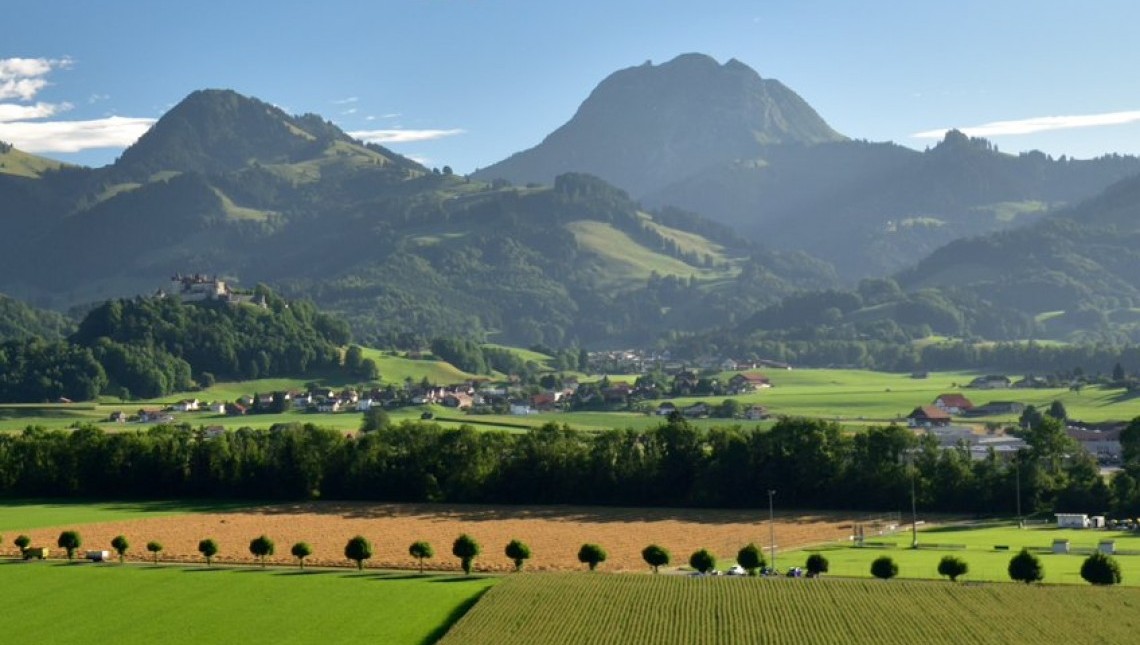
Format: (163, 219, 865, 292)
(805, 553, 829, 577)
(198, 538, 219, 567)
(15, 534, 30, 554)
(505, 539, 531, 572)
(57, 530, 81, 561)
(146, 541, 163, 564)
(361, 406, 392, 432)
(249, 534, 275, 567)
(1047, 400, 1067, 421)
(111, 535, 129, 564)
(1008, 548, 1044, 584)
(291, 542, 312, 570)
(642, 544, 670, 573)
(1113, 362, 1126, 381)
(937, 555, 968, 582)
(452, 534, 481, 575)
(1123, 416, 1140, 465)
(344, 535, 373, 571)
(1080, 552, 1122, 585)
(577, 543, 607, 571)
(409, 540, 434, 574)
(689, 548, 716, 574)
(736, 543, 765, 575)
(871, 556, 898, 580)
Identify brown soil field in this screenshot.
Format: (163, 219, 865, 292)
(5, 502, 864, 572)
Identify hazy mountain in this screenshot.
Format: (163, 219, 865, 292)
(473, 53, 844, 197)
(0, 89, 834, 347)
(474, 55, 1140, 279)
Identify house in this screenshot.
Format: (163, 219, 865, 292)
(317, 399, 342, 413)
(509, 403, 535, 416)
(656, 402, 678, 416)
(1013, 376, 1050, 389)
(356, 398, 376, 412)
(137, 409, 171, 423)
(442, 392, 474, 409)
(108, 410, 127, 423)
(963, 401, 1025, 417)
(933, 394, 974, 415)
(1066, 426, 1123, 462)
(745, 405, 769, 421)
(292, 393, 313, 409)
(1056, 513, 1090, 529)
(225, 403, 247, 416)
(530, 392, 558, 411)
(207, 402, 226, 414)
(907, 406, 951, 427)
(172, 398, 200, 412)
(683, 402, 710, 418)
(728, 372, 771, 393)
(967, 375, 1012, 389)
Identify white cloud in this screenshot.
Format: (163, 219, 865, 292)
(0, 116, 156, 152)
(332, 96, 358, 104)
(0, 56, 72, 100)
(349, 128, 464, 144)
(913, 110, 1140, 139)
(0, 101, 71, 122)
(341, 107, 358, 115)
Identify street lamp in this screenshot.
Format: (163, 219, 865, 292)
(1015, 449, 1023, 528)
(767, 489, 776, 571)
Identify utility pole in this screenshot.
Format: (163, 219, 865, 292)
(910, 462, 918, 549)
(768, 489, 776, 572)
(1015, 450, 1022, 527)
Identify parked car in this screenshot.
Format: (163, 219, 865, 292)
(727, 565, 746, 576)
(22, 547, 48, 560)
(786, 566, 804, 578)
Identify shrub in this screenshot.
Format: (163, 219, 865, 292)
(1080, 552, 1122, 586)
(409, 540, 433, 574)
(249, 535, 275, 567)
(198, 538, 219, 566)
(805, 553, 829, 576)
(937, 555, 968, 582)
(1008, 548, 1044, 584)
(452, 534, 481, 575)
(871, 556, 898, 580)
(146, 541, 163, 563)
(111, 535, 130, 563)
(689, 548, 717, 574)
(505, 539, 531, 572)
(577, 543, 607, 571)
(15, 534, 31, 553)
(344, 535, 373, 571)
(737, 543, 765, 575)
(57, 531, 82, 561)
(291, 542, 313, 569)
(642, 544, 670, 573)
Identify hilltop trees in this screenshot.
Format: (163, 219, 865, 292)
(1080, 552, 1122, 585)
(452, 534, 481, 575)
(505, 539, 531, 572)
(578, 543, 607, 571)
(642, 544, 670, 573)
(57, 530, 81, 561)
(344, 536, 373, 571)
(1008, 549, 1044, 584)
(409, 541, 434, 574)
(291, 542, 312, 569)
(111, 535, 129, 563)
(198, 538, 219, 566)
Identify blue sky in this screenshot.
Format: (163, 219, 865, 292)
(3, 0, 1139, 172)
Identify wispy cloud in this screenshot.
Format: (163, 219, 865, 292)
(913, 110, 1140, 139)
(341, 107, 358, 115)
(349, 128, 465, 144)
(0, 116, 156, 152)
(332, 96, 358, 105)
(0, 101, 72, 122)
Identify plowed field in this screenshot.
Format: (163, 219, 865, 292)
(5, 502, 856, 572)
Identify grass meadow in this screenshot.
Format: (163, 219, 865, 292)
(0, 500, 253, 532)
(440, 572, 1140, 645)
(785, 522, 1140, 586)
(0, 561, 494, 645)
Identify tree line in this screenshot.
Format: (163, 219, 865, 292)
(3, 416, 1137, 518)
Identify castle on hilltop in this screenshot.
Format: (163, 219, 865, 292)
(169, 273, 231, 302)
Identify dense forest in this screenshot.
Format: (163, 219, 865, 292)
(2, 415, 1137, 518)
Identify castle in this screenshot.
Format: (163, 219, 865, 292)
(169, 273, 231, 302)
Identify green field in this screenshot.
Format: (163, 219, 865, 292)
(0, 500, 252, 532)
(440, 572, 1140, 644)
(786, 522, 1140, 586)
(0, 562, 494, 644)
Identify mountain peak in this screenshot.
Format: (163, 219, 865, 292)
(474, 53, 844, 196)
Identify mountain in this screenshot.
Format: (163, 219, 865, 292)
(473, 53, 844, 197)
(473, 55, 1140, 279)
(0, 89, 835, 348)
(0, 294, 72, 341)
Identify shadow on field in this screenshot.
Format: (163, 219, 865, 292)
(239, 501, 852, 526)
(274, 569, 337, 576)
(0, 498, 257, 514)
(417, 587, 491, 645)
(183, 567, 230, 573)
(431, 575, 490, 583)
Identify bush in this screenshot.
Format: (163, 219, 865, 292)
(249, 535, 275, 567)
(642, 544, 670, 573)
(937, 555, 968, 582)
(452, 534, 481, 575)
(344, 535, 373, 570)
(409, 540, 434, 574)
(111, 535, 129, 563)
(1008, 548, 1044, 584)
(57, 530, 82, 561)
(291, 542, 312, 569)
(15, 534, 31, 552)
(198, 538, 219, 566)
(1080, 552, 1122, 585)
(577, 543, 607, 571)
(505, 539, 531, 572)
(146, 540, 163, 563)
(689, 548, 717, 574)
(737, 543, 765, 575)
(805, 553, 829, 576)
(871, 556, 898, 580)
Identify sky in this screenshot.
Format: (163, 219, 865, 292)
(3, 0, 1140, 173)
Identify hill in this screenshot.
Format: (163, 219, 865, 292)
(473, 54, 1140, 279)
(0, 90, 832, 348)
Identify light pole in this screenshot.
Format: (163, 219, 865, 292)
(1015, 449, 1022, 528)
(910, 461, 918, 549)
(767, 489, 776, 572)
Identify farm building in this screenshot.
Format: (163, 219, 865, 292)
(907, 406, 951, 427)
(967, 375, 1012, 389)
(1055, 513, 1089, 529)
(1065, 426, 1123, 462)
(932, 394, 974, 414)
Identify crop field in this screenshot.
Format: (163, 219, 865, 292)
(1, 502, 853, 572)
(439, 572, 1140, 645)
(0, 560, 493, 645)
(787, 522, 1140, 586)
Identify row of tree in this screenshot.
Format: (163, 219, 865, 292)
(3, 415, 1139, 517)
(871, 550, 1122, 586)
